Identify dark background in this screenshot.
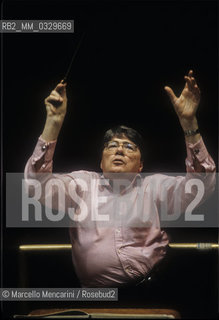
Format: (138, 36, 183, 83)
(1, 0, 218, 319)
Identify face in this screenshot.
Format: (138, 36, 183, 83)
(100, 135, 143, 174)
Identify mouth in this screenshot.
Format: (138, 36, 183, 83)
(112, 158, 125, 165)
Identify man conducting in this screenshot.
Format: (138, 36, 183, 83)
(25, 70, 216, 287)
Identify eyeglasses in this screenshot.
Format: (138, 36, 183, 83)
(104, 140, 138, 153)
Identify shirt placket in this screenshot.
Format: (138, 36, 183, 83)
(114, 194, 136, 279)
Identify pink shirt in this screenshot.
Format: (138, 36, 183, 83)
(24, 137, 216, 287)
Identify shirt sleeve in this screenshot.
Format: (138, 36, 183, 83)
(150, 136, 216, 217)
(24, 136, 67, 212)
(185, 137, 216, 173)
(24, 136, 93, 215)
(24, 136, 57, 177)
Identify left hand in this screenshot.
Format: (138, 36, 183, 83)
(164, 70, 201, 121)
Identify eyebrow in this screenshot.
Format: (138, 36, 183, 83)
(111, 139, 134, 144)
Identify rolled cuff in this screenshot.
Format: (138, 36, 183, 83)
(31, 136, 57, 165)
(185, 137, 215, 173)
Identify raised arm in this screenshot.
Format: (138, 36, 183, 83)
(163, 70, 216, 173)
(41, 81, 67, 142)
(151, 71, 216, 217)
(164, 70, 201, 144)
(24, 81, 71, 212)
(24, 81, 67, 175)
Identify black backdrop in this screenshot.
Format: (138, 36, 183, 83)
(2, 0, 218, 319)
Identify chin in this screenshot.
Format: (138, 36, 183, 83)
(110, 166, 126, 173)
(102, 166, 125, 178)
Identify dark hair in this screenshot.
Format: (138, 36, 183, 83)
(102, 125, 145, 161)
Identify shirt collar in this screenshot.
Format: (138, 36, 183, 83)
(99, 173, 142, 193)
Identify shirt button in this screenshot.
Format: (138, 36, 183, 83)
(116, 229, 121, 234)
(194, 148, 199, 154)
(125, 266, 132, 272)
(42, 164, 46, 169)
(42, 145, 47, 151)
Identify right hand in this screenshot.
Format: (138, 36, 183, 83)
(44, 82, 67, 121)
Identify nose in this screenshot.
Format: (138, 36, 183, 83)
(115, 145, 124, 155)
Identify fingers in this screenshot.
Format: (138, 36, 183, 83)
(45, 82, 67, 106)
(188, 70, 193, 77)
(46, 92, 63, 105)
(55, 82, 67, 97)
(184, 76, 193, 91)
(184, 70, 194, 90)
(164, 86, 177, 105)
(51, 90, 63, 101)
(184, 70, 201, 95)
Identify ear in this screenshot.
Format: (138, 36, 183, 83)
(138, 161, 143, 172)
(100, 160, 103, 170)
